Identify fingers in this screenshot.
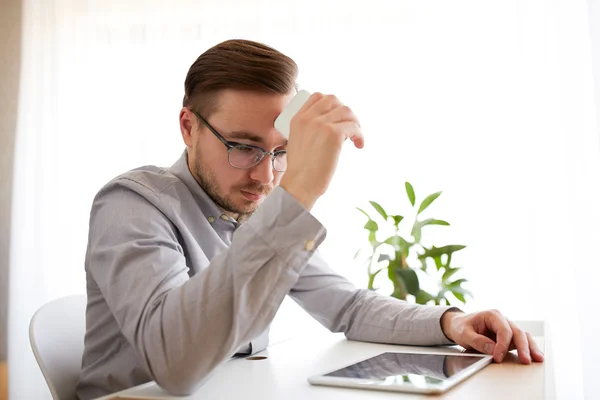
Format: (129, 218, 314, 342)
(280, 91, 363, 209)
(351, 133, 365, 149)
(463, 327, 496, 357)
(324, 104, 360, 125)
(527, 332, 545, 362)
(456, 311, 545, 365)
(484, 310, 513, 363)
(302, 93, 364, 149)
(334, 121, 364, 149)
(324, 105, 364, 148)
(304, 93, 360, 126)
(507, 320, 531, 364)
(299, 92, 327, 113)
(308, 93, 343, 115)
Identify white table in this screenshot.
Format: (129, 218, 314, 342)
(100, 322, 550, 400)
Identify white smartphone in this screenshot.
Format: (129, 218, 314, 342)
(307, 351, 493, 394)
(273, 89, 312, 139)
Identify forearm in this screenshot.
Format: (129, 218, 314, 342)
(334, 289, 456, 346)
(289, 257, 455, 347)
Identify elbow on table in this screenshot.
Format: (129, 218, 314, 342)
(150, 360, 214, 397)
(154, 371, 203, 397)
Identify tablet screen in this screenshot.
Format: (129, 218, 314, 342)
(324, 352, 484, 385)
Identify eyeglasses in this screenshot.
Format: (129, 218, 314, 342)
(191, 110, 287, 172)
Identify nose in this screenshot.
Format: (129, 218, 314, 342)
(248, 155, 275, 185)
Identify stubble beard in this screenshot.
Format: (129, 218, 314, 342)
(193, 158, 273, 219)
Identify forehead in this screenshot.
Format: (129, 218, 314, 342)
(211, 89, 295, 125)
(209, 89, 295, 145)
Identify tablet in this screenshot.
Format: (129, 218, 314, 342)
(307, 351, 493, 394)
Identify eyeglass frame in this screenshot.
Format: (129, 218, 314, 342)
(190, 110, 287, 172)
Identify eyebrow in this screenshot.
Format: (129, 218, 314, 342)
(228, 131, 288, 148)
(229, 131, 265, 143)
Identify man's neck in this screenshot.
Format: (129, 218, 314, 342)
(221, 208, 240, 221)
(220, 208, 252, 224)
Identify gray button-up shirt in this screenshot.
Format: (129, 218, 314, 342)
(76, 151, 454, 400)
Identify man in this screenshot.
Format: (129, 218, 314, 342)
(77, 39, 543, 399)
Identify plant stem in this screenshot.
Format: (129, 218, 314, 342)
(368, 273, 376, 290)
(366, 244, 378, 289)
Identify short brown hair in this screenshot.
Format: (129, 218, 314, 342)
(183, 39, 298, 117)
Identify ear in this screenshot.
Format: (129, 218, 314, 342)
(179, 107, 195, 147)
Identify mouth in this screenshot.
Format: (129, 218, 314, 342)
(240, 190, 265, 202)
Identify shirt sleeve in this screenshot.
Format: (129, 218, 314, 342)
(86, 183, 325, 396)
(288, 252, 457, 346)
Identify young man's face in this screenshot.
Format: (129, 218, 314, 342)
(181, 89, 295, 218)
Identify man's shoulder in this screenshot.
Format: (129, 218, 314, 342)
(99, 164, 182, 199)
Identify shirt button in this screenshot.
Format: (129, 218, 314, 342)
(221, 215, 229, 221)
(304, 240, 316, 251)
(208, 216, 215, 223)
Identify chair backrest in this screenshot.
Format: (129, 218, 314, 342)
(29, 295, 87, 400)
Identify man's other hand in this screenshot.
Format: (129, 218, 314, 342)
(441, 309, 545, 364)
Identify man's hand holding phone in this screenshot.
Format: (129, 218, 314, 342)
(278, 91, 364, 211)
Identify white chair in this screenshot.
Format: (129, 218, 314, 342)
(29, 295, 87, 400)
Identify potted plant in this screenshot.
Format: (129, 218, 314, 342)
(356, 182, 471, 305)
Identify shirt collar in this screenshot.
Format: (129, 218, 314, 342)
(168, 150, 238, 226)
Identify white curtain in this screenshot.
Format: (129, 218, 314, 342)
(9, 0, 599, 398)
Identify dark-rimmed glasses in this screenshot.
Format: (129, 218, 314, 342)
(191, 110, 287, 172)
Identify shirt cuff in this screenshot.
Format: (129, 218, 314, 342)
(417, 305, 463, 346)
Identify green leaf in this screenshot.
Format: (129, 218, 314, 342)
(364, 220, 379, 232)
(356, 207, 371, 220)
(417, 191, 442, 215)
(432, 255, 444, 271)
(450, 286, 472, 296)
(405, 182, 416, 206)
(372, 266, 387, 277)
(369, 201, 388, 221)
(448, 278, 468, 287)
(368, 231, 377, 246)
(419, 257, 428, 271)
(384, 235, 410, 252)
(368, 267, 387, 290)
(388, 266, 407, 300)
(445, 253, 453, 268)
(410, 219, 449, 243)
(421, 218, 450, 227)
(415, 289, 434, 305)
(452, 291, 467, 303)
(442, 267, 460, 281)
(446, 279, 472, 299)
(396, 268, 420, 296)
(418, 245, 467, 259)
(410, 221, 423, 243)
(391, 215, 404, 228)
